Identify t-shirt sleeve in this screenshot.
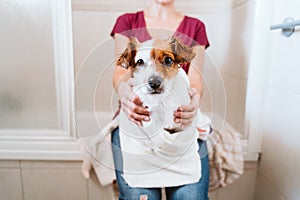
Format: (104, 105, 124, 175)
(110, 14, 132, 38)
(192, 21, 210, 49)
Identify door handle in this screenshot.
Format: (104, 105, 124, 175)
(270, 17, 300, 37)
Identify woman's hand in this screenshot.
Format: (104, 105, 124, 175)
(173, 88, 200, 128)
(117, 80, 150, 126)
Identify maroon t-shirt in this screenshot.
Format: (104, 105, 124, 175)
(111, 11, 210, 73)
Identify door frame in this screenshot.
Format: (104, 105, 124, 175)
(244, 0, 274, 159)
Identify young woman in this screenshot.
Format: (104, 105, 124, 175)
(110, 0, 210, 199)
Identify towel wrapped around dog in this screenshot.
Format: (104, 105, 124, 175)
(117, 68, 202, 187)
(81, 111, 211, 187)
(118, 112, 202, 187)
(81, 68, 210, 187)
(81, 114, 244, 190)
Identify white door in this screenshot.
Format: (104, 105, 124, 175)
(245, 0, 300, 158)
(267, 0, 300, 95)
(252, 0, 300, 199)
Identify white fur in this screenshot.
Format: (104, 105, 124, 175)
(131, 40, 191, 132)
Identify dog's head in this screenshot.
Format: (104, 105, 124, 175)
(116, 37, 195, 94)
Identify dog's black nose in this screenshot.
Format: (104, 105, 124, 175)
(148, 76, 162, 90)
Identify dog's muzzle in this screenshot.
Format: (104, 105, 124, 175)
(148, 76, 163, 93)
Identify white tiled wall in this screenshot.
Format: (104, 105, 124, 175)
(195, 1, 255, 136)
(0, 160, 114, 200)
(21, 161, 87, 200)
(0, 160, 257, 200)
(0, 161, 23, 200)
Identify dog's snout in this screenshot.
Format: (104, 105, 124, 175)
(148, 76, 162, 90)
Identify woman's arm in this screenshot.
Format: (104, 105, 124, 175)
(188, 45, 205, 98)
(113, 34, 150, 126)
(173, 45, 205, 127)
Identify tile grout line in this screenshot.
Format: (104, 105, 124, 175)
(19, 160, 26, 200)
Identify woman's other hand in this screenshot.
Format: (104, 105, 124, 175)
(173, 87, 200, 127)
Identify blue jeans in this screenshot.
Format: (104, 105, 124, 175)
(111, 128, 209, 200)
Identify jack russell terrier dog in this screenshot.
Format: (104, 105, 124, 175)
(117, 36, 196, 135)
(82, 37, 211, 187)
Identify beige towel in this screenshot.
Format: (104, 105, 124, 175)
(204, 123, 244, 191)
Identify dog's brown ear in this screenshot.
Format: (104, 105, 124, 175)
(116, 37, 139, 69)
(169, 36, 195, 64)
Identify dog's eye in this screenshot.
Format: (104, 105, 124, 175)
(163, 57, 174, 66)
(136, 59, 145, 66)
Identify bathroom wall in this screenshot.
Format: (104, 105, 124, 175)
(0, 159, 257, 200)
(0, 160, 114, 200)
(189, 0, 255, 136)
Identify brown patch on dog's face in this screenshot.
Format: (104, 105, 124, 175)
(150, 41, 178, 80)
(149, 38, 195, 80)
(116, 38, 139, 70)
